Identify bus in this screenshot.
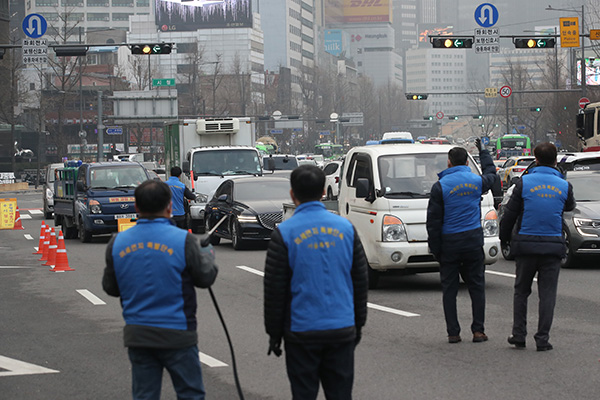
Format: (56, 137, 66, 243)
(495, 135, 531, 159)
(314, 143, 344, 160)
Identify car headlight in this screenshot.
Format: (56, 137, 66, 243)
(238, 214, 258, 223)
(45, 188, 53, 200)
(382, 215, 407, 242)
(574, 217, 600, 237)
(482, 209, 499, 237)
(195, 193, 208, 203)
(89, 199, 102, 214)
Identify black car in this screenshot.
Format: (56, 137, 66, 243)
(204, 176, 291, 250)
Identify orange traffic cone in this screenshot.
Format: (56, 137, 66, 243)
(38, 226, 51, 262)
(44, 228, 57, 267)
(51, 230, 74, 272)
(12, 205, 24, 230)
(33, 221, 46, 254)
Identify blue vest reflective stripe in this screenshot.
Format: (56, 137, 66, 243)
(439, 165, 483, 234)
(278, 202, 355, 333)
(167, 176, 186, 217)
(520, 167, 568, 236)
(112, 219, 194, 330)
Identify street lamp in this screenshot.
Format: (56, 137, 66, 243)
(546, 4, 586, 96)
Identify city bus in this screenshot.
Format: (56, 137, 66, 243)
(495, 135, 531, 159)
(314, 143, 344, 160)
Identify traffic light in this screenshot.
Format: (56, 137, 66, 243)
(514, 38, 555, 49)
(54, 46, 88, 57)
(431, 37, 473, 49)
(406, 94, 428, 100)
(473, 115, 483, 119)
(130, 43, 173, 55)
(424, 116, 433, 120)
(530, 107, 542, 112)
(448, 116, 458, 120)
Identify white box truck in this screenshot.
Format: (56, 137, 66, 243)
(164, 117, 263, 232)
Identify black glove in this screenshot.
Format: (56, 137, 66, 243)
(475, 138, 482, 152)
(267, 336, 282, 357)
(355, 329, 362, 347)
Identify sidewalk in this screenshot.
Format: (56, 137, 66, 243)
(0, 183, 43, 195)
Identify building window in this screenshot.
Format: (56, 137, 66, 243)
(88, 13, 109, 21)
(88, 0, 109, 6)
(113, 13, 133, 21)
(30, 83, 36, 90)
(36, 0, 58, 5)
(112, 0, 133, 6)
(135, 0, 149, 6)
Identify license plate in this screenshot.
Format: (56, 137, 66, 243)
(114, 213, 138, 220)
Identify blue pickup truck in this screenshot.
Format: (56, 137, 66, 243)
(53, 162, 152, 242)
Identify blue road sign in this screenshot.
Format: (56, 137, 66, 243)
(22, 14, 47, 39)
(480, 136, 490, 145)
(106, 126, 123, 135)
(270, 129, 283, 134)
(474, 3, 499, 28)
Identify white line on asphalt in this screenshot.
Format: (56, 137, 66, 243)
(486, 269, 537, 282)
(0, 355, 59, 377)
(367, 302, 420, 317)
(236, 265, 264, 277)
(20, 214, 32, 219)
(199, 352, 228, 368)
(24, 234, 33, 240)
(29, 210, 43, 215)
(236, 265, 421, 317)
(76, 289, 107, 305)
(0, 266, 32, 269)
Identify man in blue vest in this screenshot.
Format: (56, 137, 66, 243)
(264, 165, 368, 400)
(167, 166, 197, 229)
(103, 180, 218, 399)
(500, 142, 575, 351)
(427, 139, 498, 344)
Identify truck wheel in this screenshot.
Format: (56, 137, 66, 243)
(368, 265, 380, 290)
(78, 217, 92, 243)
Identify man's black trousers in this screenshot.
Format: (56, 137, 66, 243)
(284, 340, 354, 400)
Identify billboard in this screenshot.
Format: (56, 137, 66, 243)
(155, 0, 252, 32)
(576, 58, 600, 86)
(324, 29, 343, 56)
(343, 0, 391, 24)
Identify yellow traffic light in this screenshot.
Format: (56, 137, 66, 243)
(142, 45, 152, 54)
(444, 39, 453, 48)
(527, 39, 536, 48)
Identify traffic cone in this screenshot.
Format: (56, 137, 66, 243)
(38, 226, 51, 262)
(12, 205, 24, 230)
(44, 228, 57, 268)
(51, 230, 74, 272)
(33, 221, 46, 254)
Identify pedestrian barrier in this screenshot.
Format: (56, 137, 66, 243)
(44, 228, 57, 268)
(38, 226, 51, 262)
(33, 221, 46, 254)
(51, 230, 74, 272)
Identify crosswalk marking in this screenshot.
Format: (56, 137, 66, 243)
(24, 234, 33, 240)
(20, 214, 32, 219)
(29, 210, 43, 215)
(199, 352, 228, 368)
(76, 289, 106, 305)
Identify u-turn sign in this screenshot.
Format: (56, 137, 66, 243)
(22, 14, 47, 39)
(475, 3, 499, 28)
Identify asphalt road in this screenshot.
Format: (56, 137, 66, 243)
(1, 191, 599, 399)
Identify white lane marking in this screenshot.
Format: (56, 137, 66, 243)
(29, 210, 43, 215)
(24, 234, 34, 240)
(0, 355, 59, 377)
(236, 265, 264, 277)
(236, 265, 421, 317)
(0, 266, 32, 269)
(486, 269, 537, 282)
(20, 214, 32, 219)
(367, 302, 420, 317)
(76, 289, 106, 305)
(199, 352, 228, 368)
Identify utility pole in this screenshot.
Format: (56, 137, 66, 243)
(97, 91, 104, 162)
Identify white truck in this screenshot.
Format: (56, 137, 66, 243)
(164, 117, 262, 233)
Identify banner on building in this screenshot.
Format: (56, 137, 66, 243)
(342, 0, 391, 24)
(324, 30, 343, 56)
(155, 0, 252, 32)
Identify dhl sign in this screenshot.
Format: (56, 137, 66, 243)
(344, 0, 391, 23)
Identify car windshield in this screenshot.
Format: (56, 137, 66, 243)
(263, 156, 299, 170)
(516, 158, 535, 166)
(90, 166, 147, 188)
(378, 153, 478, 198)
(192, 149, 261, 176)
(568, 173, 600, 202)
(234, 180, 291, 202)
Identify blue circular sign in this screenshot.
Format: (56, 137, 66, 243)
(22, 14, 47, 39)
(474, 3, 499, 28)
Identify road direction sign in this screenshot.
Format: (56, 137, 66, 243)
(559, 17, 580, 48)
(474, 3, 499, 28)
(480, 136, 490, 145)
(270, 129, 283, 134)
(591, 29, 600, 40)
(22, 38, 48, 65)
(474, 28, 500, 53)
(485, 87, 498, 98)
(579, 97, 591, 108)
(22, 14, 47, 39)
(500, 85, 512, 98)
(152, 78, 175, 87)
(106, 126, 123, 135)
(436, 111, 444, 119)
(341, 112, 364, 126)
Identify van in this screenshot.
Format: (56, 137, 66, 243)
(381, 131, 414, 144)
(338, 143, 500, 288)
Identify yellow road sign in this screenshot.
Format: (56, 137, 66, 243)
(0, 198, 17, 229)
(559, 17, 580, 48)
(590, 29, 600, 40)
(485, 87, 498, 98)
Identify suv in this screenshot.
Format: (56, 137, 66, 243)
(43, 163, 66, 219)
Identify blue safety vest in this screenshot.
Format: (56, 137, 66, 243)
(439, 165, 483, 235)
(166, 176, 187, 217)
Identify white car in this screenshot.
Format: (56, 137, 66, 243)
(323, 161, 342, 200)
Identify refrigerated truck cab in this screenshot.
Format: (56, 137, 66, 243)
(163, 117, 263, 233)
(338, 143, 500, 288)
(577, 102, 600, 151)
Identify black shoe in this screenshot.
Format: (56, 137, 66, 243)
(507, 335, 526, 348)
(448, 335, 462, 343)
(536, 343, 553, 352)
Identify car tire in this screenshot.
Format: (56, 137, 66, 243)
(561, 228, 577, 268)
(231, 218, 245, 250)
(62, 223, 76, 240)
(501, 241, 514, 261)
(368, 265, 380, 290)
(327, 187, 335, 201)
(190, 219, 204, 234)
(78, 217, 92, 243)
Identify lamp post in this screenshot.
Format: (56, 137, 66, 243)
(546, 4, 586, 96)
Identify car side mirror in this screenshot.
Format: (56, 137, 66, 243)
(355, 178, 370, 198)
(182, 161, 190, 174)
